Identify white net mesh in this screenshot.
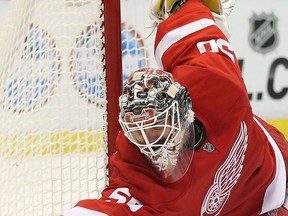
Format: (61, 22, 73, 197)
(120, 0, 157, 85)
(0, 0, 108, 215)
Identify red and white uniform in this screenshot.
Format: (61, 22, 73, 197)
(63, 0, 288, 215)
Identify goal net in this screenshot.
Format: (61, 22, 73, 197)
(120, 0, 157, 85)
(0, 0, 121, 215)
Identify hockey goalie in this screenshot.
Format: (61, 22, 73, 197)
(62, 0, 288, 215)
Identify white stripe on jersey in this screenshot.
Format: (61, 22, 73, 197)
(254, 117, 286, 214)
(61, 206, 108, 216)
(155, 18, 216, 69)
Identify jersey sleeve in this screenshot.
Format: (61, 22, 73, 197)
(61, 198, 152, 216)
(154, 0, 252, 147)
(172, 53, 251, 142)
(61, 131, 162, 216)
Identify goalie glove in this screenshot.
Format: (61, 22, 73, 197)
(221, 0, 236, 16)
(149, 0, 223, 24)
(149, 0, 187, 24)
(212, 0, 236, 38)
(149, 0, 236, 38)
(149, 0, 165, 24)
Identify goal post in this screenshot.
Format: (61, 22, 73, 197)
(0, 0, 121, 215)
(104, 0, 122, 158)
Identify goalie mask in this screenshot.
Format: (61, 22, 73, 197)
(119, 68, 195, 182)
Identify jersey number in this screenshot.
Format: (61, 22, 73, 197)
(197, 39, 235, 63)
(107, 188, 143, 212)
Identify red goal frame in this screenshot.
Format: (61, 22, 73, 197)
(103, 0, 122, 159)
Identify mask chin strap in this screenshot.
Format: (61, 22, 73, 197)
(194, 119, 206, 150)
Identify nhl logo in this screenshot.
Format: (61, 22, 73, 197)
(248, 13, 279, 54)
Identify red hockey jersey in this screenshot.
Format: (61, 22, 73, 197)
(62, 0, 288, 215)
